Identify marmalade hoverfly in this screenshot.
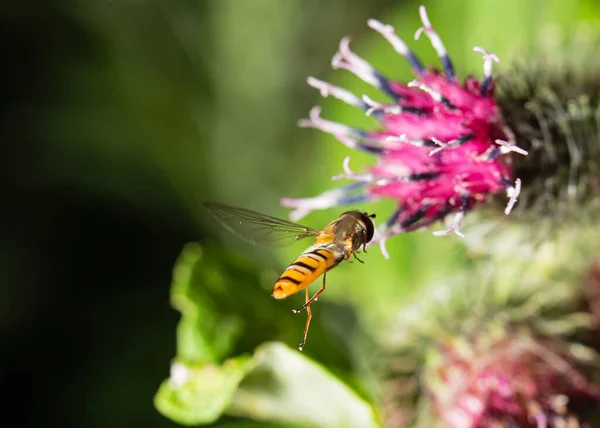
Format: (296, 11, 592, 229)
(204, 202, 376, 350)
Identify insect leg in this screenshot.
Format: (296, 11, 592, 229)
(298, 287, 311, 351)
(293, 271, 327, 313)
(362, 230, 368, 253)
(352, 252, 365, 264)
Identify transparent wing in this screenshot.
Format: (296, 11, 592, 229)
(204, 202, 320, 247)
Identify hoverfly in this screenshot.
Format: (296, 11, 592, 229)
(204, 202, 376, 350)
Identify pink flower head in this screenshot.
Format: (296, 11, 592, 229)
(282, 6, 527, 257)
(427, 329, 600, 428)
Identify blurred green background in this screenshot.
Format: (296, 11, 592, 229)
(3, 0, 600, 426)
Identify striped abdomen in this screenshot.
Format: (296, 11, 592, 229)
(272, 246, 339, 299)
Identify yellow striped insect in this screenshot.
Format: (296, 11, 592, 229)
(204, 202, 376, 350)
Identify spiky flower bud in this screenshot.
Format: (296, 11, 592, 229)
(461, 26, 600, 279)
(282, 6, 527, 257)
(424, 326, 599, 427)
(380, 276, 600, 428)
(494, 38, 600, 225)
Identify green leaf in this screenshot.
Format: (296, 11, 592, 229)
(155, 342, 380, 427)
(155, 355, 256, 426)
(157, 241, 366, 425)
(170, 243, 245, 364)
(228, 342, 380, 428)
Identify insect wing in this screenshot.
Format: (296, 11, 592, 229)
(204, 202, 320, 247)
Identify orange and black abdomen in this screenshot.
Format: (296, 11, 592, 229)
(272, 246, 337, 299)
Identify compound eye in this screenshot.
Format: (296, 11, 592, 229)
(358, 212, 375, 243)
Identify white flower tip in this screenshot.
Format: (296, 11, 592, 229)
(362, 94, 376, 115)
(331, 53, 343, 69)
(419, 5, 430, 25)
(339, 36, 352, 54)
(433, 228, 465, 238)
(281, 201, 311, 221)
(495, 139, 529, 156)
(473, 46, 501, 62)
(297, 118, 311, 128)
(289, 209, 308, 222)
(306, 76, 319, 86)
(384, 134, 407, 143)
(307, 77, 328, 97)
(361, 94, 381, 116)
(342, 156, 353, 174)
(428, 137, 447, 156)
(397, 133, 408, 142)
(280, 197, 297, 208)
(367, 19, 393, 35)
(380, 238, 391, 259)
(414, 27, 424, 41)
(361, 94, 376, 104)
(331, 156, 356, 181)
(297, 106, 322, 127)
(308, 106, 323, 123)
(367, 18, 382, 30)
(472, 46, 498, 58)
(415, 6, 431, 41)
(433, 210, 465, 237)
(504, 178, 522, 215)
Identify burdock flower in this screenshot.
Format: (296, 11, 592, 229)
(425, 327, 600, 427)
(282, 6, 527, 257)
(276, 3, 600, 427)
(380, 275, 600, 428)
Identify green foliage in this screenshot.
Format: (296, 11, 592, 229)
(155, 356, 255, 425)
(155, 244, 379, 427)
(170, 244, 245, 364)
(229, 342, 379, 428)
